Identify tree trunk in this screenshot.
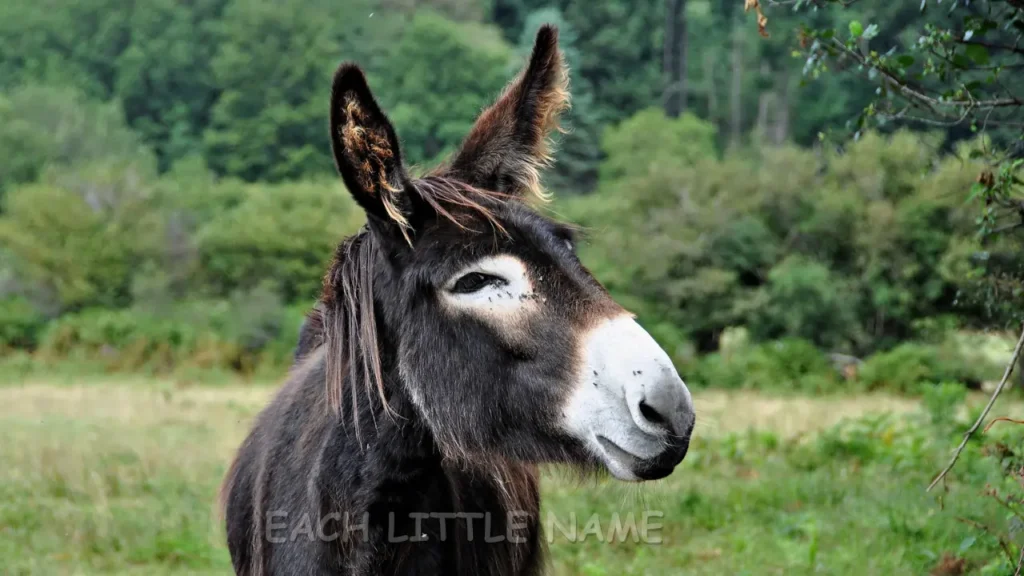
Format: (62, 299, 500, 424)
(756, 90, 772, 139)
(704, 51, 718, 125)
(663, 0, 688, 117)
(772, 68, 790, 145)
(729, 21, 743, 146)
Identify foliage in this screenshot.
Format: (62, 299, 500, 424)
(598, 108, 718, 184)
(691, 338, 842, 393)
(0, 85, 151, 194)
(191, 179, 364, 302)
(375, 11, 514, 167)
(0, 296, 47, 350)
(37, 298, 306, 375)
(856, 341, 995, 394)
(775, 0, 1024, 326)
(0, 163, 162, 312)
(749, 256, 859, 350)
(567, 125, 987, 356)
(205, 0, 356, 180)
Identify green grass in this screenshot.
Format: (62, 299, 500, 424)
(0, 378, 1020, 575)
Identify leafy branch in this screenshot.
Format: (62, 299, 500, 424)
(927, 323, 1024, 491)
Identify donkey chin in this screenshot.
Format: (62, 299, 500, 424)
(563, 315, 695, 482)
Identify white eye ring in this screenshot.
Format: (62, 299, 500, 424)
(439, 255, 535, 314)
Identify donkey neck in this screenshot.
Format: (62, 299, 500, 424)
(318, 341, 545, 576)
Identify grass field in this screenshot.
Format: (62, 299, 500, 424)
(1, 375, 1021, 575)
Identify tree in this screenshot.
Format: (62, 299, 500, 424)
(204, 0, 393, 181)
(663, 0, 689, 117)
(0, 162, 162, 311)
(0, 85, 151, 195)
(762, 0, 1024, 327)
(113, 0, 228, 170)
(375, 11, 513, 167)
(761, 1, 1024, 564)
(517, 8, 603, 193)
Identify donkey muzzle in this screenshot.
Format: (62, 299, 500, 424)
(564, 315, 696, 481)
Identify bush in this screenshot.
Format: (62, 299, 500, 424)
(0, 85, 152, 192)
(40, 308, 213, 372)
(565, 127, 982, 356)
(194, 180, 364, 302)
(0, 296, 47, 350)
(0, 162, 162, 311)
(692, 338, 841, 393)
(750, 255, 861, 350)
(35, 293, 307, 374)
(856, 342, 989, 394)
(599, 108, 718, 184)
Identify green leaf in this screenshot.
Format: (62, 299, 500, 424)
(863, 24, 880, 40)
(952, 53, 972, 69)
(968, 182, 987, 202)
(957, 535, 976, 553)
(896, 55, 915, 67)
(849, 20, 864, 38)
(965, 44, 990, 65)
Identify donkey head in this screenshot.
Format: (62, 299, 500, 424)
(323, 25, 694, 481)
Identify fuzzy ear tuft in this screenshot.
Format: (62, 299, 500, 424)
(446, 24, 570, 200)
(329, 64, 412, 235)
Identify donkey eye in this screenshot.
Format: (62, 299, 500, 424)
(450, 272, 507, 294)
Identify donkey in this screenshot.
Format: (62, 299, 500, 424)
(221, 25, 695, 576)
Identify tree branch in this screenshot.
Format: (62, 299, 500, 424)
(958, 38, 1024, 57)
(928, 323, 1024, 492)
(831, 38, 1022, 112)
(955, 516, 1017, 566)
(1016, 542, 1024, 576)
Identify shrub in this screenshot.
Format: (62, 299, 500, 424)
(39, 308, 211, 372)
(856, 342, 988, 394)
(0, 163, 162, 311)
(0, 296, 47, 350)
(692, 338, 841, 393)
(599, 108, 717, 183)
(35, 293, 305, 374)
(749, 255, 861, 350)
(194, 180, 364, 302)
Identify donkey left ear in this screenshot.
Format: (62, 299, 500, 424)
(447, 24, 570, 199)
(329, 64, 412, 234)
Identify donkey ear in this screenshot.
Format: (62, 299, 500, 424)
(329, 64, 412, 233)
(447, 24, 569, 199)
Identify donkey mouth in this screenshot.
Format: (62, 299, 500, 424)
(595, 435, 646, 481)
(595, 434, 689, 482)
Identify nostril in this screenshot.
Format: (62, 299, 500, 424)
(638, 400, 668, 428)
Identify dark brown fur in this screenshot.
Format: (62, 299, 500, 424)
(221, 26, 620, 576)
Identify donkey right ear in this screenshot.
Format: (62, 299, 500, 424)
(446, 25, 569, 200)
(329, 64, 412, 232)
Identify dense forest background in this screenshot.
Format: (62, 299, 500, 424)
(1, 0, 1022, 391)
